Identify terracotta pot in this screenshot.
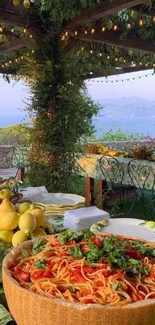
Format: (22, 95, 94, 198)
(2, 239, 155, 325)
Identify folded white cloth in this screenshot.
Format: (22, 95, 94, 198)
(21, 186, 48, 200)
(63, 206, 110, 230)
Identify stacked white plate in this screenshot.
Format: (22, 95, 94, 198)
(64, 206, 110, 230)
(33, 193, 85, 217)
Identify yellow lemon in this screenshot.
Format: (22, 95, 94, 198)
(0, 189, 13, 200)
(0, 230, 14, 243)
(131, 10, 137, 19)
(19, 212, 37, 234)
(145, 221, 155, 228)
(107, 20, 113, 30)
(31, 228, 47, 238)
(16, 202, 30, 214)
(12, 230, 28, 247)
(23, 0, 30, 8)
(0, 212, 19, 230)
(13, 0, 21, 5)
(30, 208, 45, 227)
(0, 198, 15, 212)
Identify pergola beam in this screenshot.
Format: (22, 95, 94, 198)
(66, 0, 145, 28)
(0, 67, 17, 75)
(0, 37, 33, 54)
(84, 65, 154, 79)
(75, 28, 155, 54)
(2, 30, 21, 38)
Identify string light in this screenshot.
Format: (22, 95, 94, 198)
(91, 28, 95, 34)
(1, 49, 35, 68)
(102, 27, 105, 32)
(29, 34, 33, 38)
(0, 27, 3, 33)
(78, 45, 155, 69)
(11, 28, 14, 33)
(74, 31, 78, 35)
(85, 30, 88, 34)
(127, 23, 131, 29)
(113, 25, 118, 31)
(87, 72, 154, 84)
(139, 19, 143, 26)
(65, 31, 68, 36)
(24, 28, 27, 33)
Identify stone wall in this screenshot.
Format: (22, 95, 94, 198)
(96, 140, 155, 151)
(0, 146, 15, 168)
(0, 141, 155, 168)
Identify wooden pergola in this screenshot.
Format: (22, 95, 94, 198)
(0, 0, 155, 79)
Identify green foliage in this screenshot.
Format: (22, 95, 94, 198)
(98, 127, 144, 142)
(26, 35, 101, 191)
(0, 124, 31, 145)
(86, 126, 144, 142)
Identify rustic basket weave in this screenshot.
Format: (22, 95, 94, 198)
(2, 239, 155, 325)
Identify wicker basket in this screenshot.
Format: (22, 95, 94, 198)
(2, 239, 155, 325)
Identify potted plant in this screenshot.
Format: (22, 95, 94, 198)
(129, 146, 152, 160)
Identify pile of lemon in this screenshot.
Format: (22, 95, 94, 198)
(0, 199, 54, 247)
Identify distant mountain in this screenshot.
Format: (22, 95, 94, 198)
(95, 97, 155, 119)
(0, 114, 28, 127)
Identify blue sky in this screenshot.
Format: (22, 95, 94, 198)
(0, 69, 155, 126)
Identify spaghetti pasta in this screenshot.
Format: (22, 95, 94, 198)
(10, 230, 155, 306)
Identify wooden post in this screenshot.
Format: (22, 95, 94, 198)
(17, 167, 25, 182)
(85, 177, 94, 205)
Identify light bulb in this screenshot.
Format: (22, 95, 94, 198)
(113, 25, 118, 30)
(139, 19, 143, 26)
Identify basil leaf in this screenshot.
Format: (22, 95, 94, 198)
(128, 259, 139, 265)
(35, 259, 46, 269)
(21, 249, 28, 259)
(69, 246, 83, 259)
(33, 238, 48, 250)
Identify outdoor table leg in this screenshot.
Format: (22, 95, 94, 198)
(97, 180, 103, 209)
(85, 177, 94, 205)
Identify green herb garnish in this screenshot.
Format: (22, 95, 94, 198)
(35, 259, 46, 269)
